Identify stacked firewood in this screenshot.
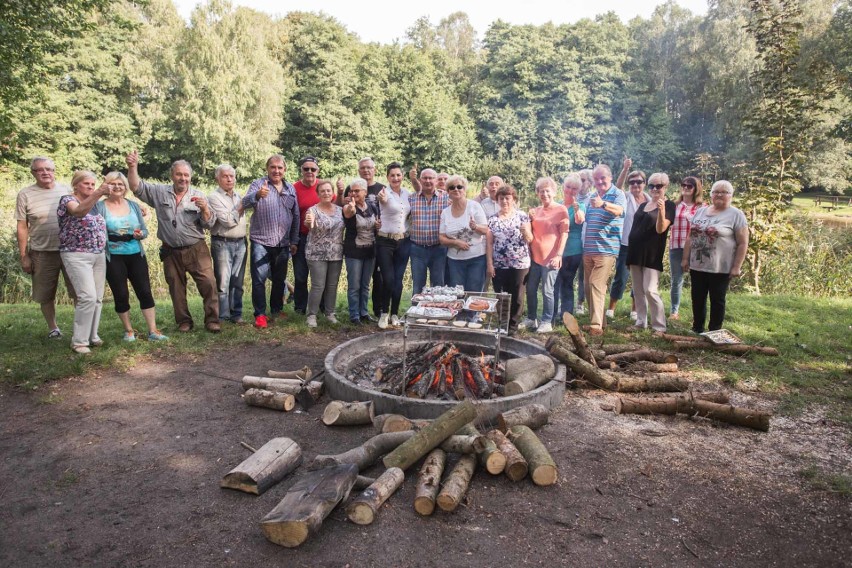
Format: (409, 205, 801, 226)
(239, 366, 325, 412)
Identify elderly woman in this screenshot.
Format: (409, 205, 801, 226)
(57, 171, 110, 353)
(668, 176, 704, 320)
(607, 164, 648, 320)
(376, 162, 412, 328)
(556, 174, 586, 319)
(343, 178, 379, 325)
(94, 172, 167, 342)
(304, 180, 345, 328)
(439, 175, 488, 293)
(626, 172, 675, 333)
(520, 177, 568, 334)
(486, 185, 533, 336)
(682, 180, 749, 334)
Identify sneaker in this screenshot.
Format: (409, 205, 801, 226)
(254, 315, 268, 329)
(668, 312, 680, 321)
(306, 314, 317, 328)
(605, 309, 615, 319)
(536, 322, 553, 334)
(71, 345, 91, 354)
(47, 328, 62, 339)
(575, 305, 586, 315)
(349, 318, 361, 325)
(630, 311, 638, 320)
(123, 331, 136, 342)
(390, 315, 401, 327)
(378, 313, 389, 329)
(519, 318, 537, 330)
(231, 316, 245, 325)
(362, 314, 378, 323)
(326, 313, 338, 324)
(148, 330, 168, 341)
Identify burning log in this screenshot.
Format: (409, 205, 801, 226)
(604, 349, 679, 365)
(486, 430, 528, 482)
(497, 404, 550, 433)
(383, 401, 478, 471)
(437, 455, 477, 512)
(310, 431, 415, 471)
(241, 376, 303, 394)
(562, 313, 597, 366)
(220, 437, 302, 495)
(504, 355, 557, 396)
(458, 423, 505, 474)
(507, 425, 558, 486)
(414, 449, 447, 516)
(260, 463, 358, 548)
(671, 341, 780, 356)
(322, 400, 375, 426)
(243, 388, 295, 411)
(467, 357, 492, 398)
(346, 467, 405, 525)
(626, 361, 679, 373)
(615, 394, 771, 431)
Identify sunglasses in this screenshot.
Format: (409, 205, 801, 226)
(681, 183, 695, 189)
(301, 167, 317, 172)
(447, 185, 465, 190)
(648, 184, 666, 190)
(628, 179, 644, 186)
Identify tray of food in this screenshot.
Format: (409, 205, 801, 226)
(417, 300, 464, 310)
(420, 285, 465, 297)
(411, 293, 459, 303)
(700, 329, 742, 345)
(405, 306, 458, 320)
(463, 296, 499, 312)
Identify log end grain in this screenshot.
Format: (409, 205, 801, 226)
(484, 451, 507, 475)
(219, 472, 260, 495)
(505, 461, 528, 482)
(414, 496, 435, 516)
(531, 465, 558, 486)
(260, 521, 308, 548)
(346, 501, 376, 525)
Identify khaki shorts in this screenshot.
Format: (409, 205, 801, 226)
(30, 249, 76, 304)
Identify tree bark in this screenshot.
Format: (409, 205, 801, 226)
(486, 429, 528, 482)
(504, 354, 557, 396)
(260, 463, 358, 548)
(267, 366, 311, 381)
(373, 414, 412, 432)
(220, 437, 302, 495)
(322, 400, 375, 426)
(346, 467, 405, 525)
(548, 343, 619, 390)
(600, 343, 643, 354)
(562, 313, 597, 366)
(436, 455, 477, 512)
(241, 376, 303, 394)
(613, 374, 689, 393)
(354, 475, 376, 491)
(305, 381, 324, 400)
(658, 333, 706, 343)
(626, 361, 679, 373)
(615, 395, 771, 431)
(604, 350, 679, 365)
(672, 341, 780, 356)
(458, 423, 505, 475)
(414, 449, 447, 516)
(243, 388, 295, 411)
(439, 434, 487, 454)
(310, 431, 415, 471)
(497, 404, 550, 433)
(383, 401, 477, 471)
(507, 425, 558, 486)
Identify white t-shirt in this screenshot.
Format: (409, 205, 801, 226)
(439, 200, 487, 260)
(480, 197, 498, 218)
(379, 187, 410, 234)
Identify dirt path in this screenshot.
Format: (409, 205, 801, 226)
(1, 334, 849, 567)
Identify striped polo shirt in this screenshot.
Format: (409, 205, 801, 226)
(583, 185, 626, 256)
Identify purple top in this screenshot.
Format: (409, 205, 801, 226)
(242, 176, 300, 248)
(57, 195, 106, 253)
(488, 211, 531, 270)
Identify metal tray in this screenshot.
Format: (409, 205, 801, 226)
(700, 329, 742, 345)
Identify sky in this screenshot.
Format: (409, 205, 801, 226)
(173, 0, 709, 44)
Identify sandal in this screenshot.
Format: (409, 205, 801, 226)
(47, 328, 62, 339)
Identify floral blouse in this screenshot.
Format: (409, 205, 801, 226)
(306, 205, 344, 261)
(488, 211, 531, 270)
(57, 195, 106, 253)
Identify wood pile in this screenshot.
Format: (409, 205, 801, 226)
(239, 367, 324, 411)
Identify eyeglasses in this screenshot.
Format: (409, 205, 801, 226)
(31, 167, 55, 173)
(681, 183, 695, 189)
(447, 185, 465, 191)
(648, 184, 666, 190)
(711, 191, 732, 196)
(628, 179, 644, 186)
(301, 167, 317, 172)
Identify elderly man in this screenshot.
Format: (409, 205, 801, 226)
(242, 154, 300, 329)
(582, 164, 626, 336)
(476, 175, 503, 218)
(292, 156, 321, 315)
(126, 151, 220, 332)
(207, 164, 247, 324)
(436, 172, 449, 192)
(408, 168, 450, 295)
(16, 156, 76, 337)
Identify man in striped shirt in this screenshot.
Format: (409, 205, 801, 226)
(582, 164, 626, 335)
(408, 168, 449, 294)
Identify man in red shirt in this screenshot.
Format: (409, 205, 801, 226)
(292, 156, 320, 314)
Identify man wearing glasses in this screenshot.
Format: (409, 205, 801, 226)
(16, 157, 76, 338)
(292, 156, 321, 315)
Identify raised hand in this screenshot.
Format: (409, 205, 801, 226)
(304, 208, 316, 229)
(257, 181, 270, 199)
(125, 150, 139, 168)
(623, 155, 632, 171)
(468, 215, 477, 230)
(378, 187, 388, 203)
(336, 177, 344, 193)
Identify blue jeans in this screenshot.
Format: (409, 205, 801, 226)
(211, 237, 246, 321)
(557, 254, 583, 317)
(669, 248, 685, 314)
(526, 261, 558, 323)
(609, 244, 630, 300)
(577, 261, 586, 304)
(249, 241, 290, 317)
(410, 243, 447, 295)
(292, 237, 310, 313)
(345, 256, 375, 320)
(447, 255, 486, 293)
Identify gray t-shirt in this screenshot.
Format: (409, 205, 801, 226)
(687, 206, 748, 274)
(134, 180, 216, 247)
(15, 183, 72, 251)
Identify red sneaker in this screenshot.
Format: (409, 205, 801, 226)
(254, 314, 268, 329)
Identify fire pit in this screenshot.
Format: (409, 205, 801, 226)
(324, 329, 566, 420)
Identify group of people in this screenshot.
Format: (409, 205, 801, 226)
(16, 152, 749, 352)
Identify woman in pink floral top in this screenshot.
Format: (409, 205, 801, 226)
(668, 176, 704, 320)
(304, 180, 345, 328)
(57, 171, 109, 353)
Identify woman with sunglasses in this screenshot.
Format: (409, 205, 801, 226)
(668, 176, 704, 320)
(626, 173, 675, 333)
(439, 175, 488, 293)
(607, 163, 648, 320)
(682, 180, 748, 334)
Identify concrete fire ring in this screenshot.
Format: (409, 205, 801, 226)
(324, 329, 566, 421)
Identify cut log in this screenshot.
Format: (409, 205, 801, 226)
(346, 467, 405, 525)
(613, 374, 689, 393)
(504, 354, 557, 396)
(354, 475, 376, 491)
(626, 361, 679, 373)
(241, 376, 302, 394)
(615, 391, 730, 408)
(439, 434, 487, 454)
(671, 341, 780, 356)
(383, 401, 477, 471)
(658, 333, 706, 343)
(562, 313, 597, 366)
(548, 344, 619, 390)
(615, 395, 771, 431)
(497, 404, 550, 433)
(305, 381, 324, 400)
(267, 366, 311, 381)
(322, 400, 375, 426)
(507, 425, 558, 486)
(604, 349, 679, 365)
(260, 463, 358, 548)
(436, 455, 477, 512)
(600, 343, 643, 354)
(220, 437, 302, 495)
(309, 431, 415, 471)
(486, 429, 528, 482)
(243, 388, 295, 411)
(597, 360, 618, 370)
(458, 423, 505, 475)
(414, 448, 446, 516)
(373, 414, 413, 433)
